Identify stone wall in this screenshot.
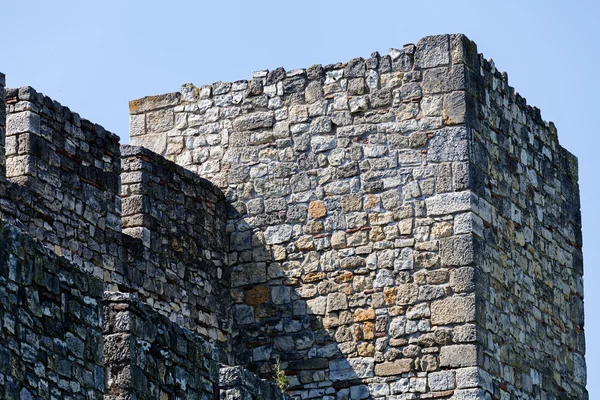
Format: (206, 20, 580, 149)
(3, 86, 121, 282)
(129, 34, 485, 398)
(465, 38, 587, 398)
(129, 33, 587, 399)
(0, 32, 587, 400)
(120, 145, 230, 352)
(0, 72, 5, 180)
(220, 366, 292, 400)
(0, 218, 104, 400)
(103, 292, 220, 400)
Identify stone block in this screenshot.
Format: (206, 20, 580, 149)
(429, 370, 455, 391)
(232, 112, 274, 131)
(415, 35, 450, 69)
(425, 191, 471, 217)
(431, 295, 476, 325)
(329, 358, 374, 381)
(427, 126, 469, 162)
(440, 234, 474, 266)
(439, 345, 477, 368)
(6, 111, 40, 135)
(374, 360, 412, 376)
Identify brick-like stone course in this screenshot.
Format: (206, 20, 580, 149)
(0, 218, 104, 400)
(129, 34, 480, 398)
(466, 36, 587, 399)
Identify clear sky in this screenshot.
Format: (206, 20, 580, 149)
(2, 0, 598, 395)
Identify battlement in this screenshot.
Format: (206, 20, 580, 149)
(0, 33, 588, 400)
(0, 84, 230, 350)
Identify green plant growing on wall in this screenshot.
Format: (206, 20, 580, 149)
(274, 356, 290, 392)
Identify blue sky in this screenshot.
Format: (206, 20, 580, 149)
(2, 0, 598, 395)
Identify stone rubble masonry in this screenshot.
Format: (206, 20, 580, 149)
(220, 366, 292, 400)
(129, 33, 587, 399)
(467, 39, 587, 399)
(0, 80, 268, 397)
(120, 144, 231, 358)
(103, 292, 219, 400)
(0, 219, 104, 400)
(0, 32, 587, 400)
(3, 86, 122, 282)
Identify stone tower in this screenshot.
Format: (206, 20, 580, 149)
(129, 34, 587, 399)
(0, 34, 586, 400)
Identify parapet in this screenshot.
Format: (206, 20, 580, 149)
(3, 86, 121, 280)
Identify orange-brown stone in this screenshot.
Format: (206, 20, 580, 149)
(357, 342, 375, 357)
(353, 307, 375, 322)
(303, 272, 326, 283)
(375, 360, 413, 376)
(335, 271, 354, 283)
(384, 287, 397, 305)
(308, 201, 327, 219)
(364, 194, 380, 209)
(246, 286, 269, 306)
(363, 322, 375, 340)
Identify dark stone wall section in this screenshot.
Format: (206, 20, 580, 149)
(103, 292, 220, 400)
(0, 219, 105, 400)
(120, 145, 230, 354)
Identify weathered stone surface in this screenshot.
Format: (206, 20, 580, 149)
(426, 191, 472, 216)
(439, 345, 478, 368)
(329, 358, 374, 381)
(431, 295, 476, 325)
(440, 235, 474, 266)
(374, 360, 412, 376)
(232, 112, 274, 131)
(265, 224, 293, 244)
(415, 35, 450, 69)
(308, 201, 327, 219)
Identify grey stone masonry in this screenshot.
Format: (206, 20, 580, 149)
(3, 86, 121, 282)
(130, 34, 587, 399)
(0, 218, 105, 400)
(103, 292, 220, 400)
(464, 34, 587, 399)
(0, 32, 587, 400)
(120, 144, 230, 356)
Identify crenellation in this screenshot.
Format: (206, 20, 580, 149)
(0, 33, 588, 400)
(3, 86, 122, 282)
